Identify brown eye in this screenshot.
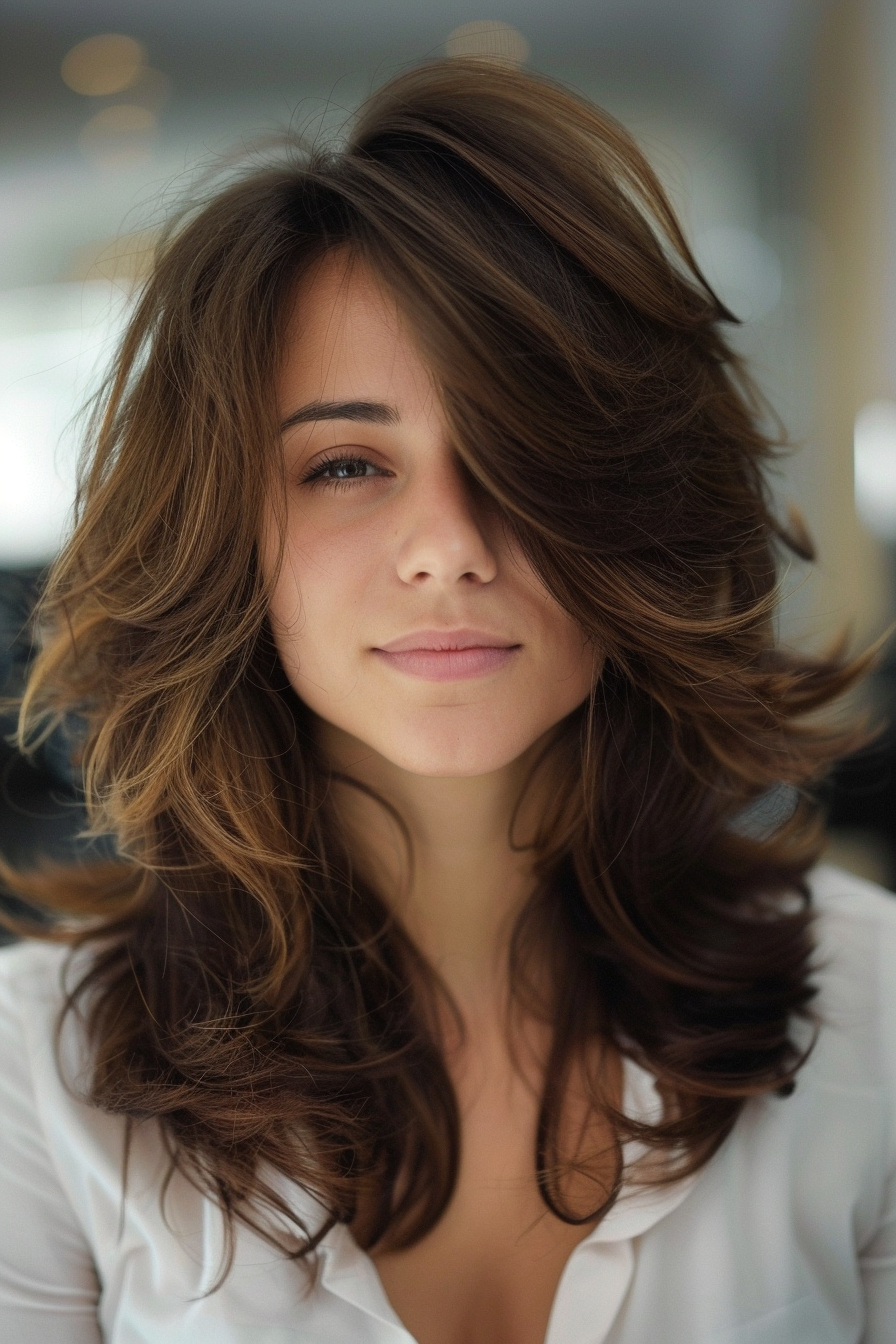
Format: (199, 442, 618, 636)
(301, 454, 390, 488)
(326, 459, 375, 480)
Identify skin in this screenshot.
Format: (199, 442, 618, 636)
(263, 250, 609, 1344)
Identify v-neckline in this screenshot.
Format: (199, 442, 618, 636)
(313, 1060, 702, 1344)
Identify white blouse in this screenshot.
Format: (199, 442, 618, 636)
(0, 863, 895, 1344)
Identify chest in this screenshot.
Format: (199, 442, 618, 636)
(371, 1033, 612, 1344)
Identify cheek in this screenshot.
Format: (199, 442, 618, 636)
(531, 617, 599, 723)
(266, 520, 380, 694)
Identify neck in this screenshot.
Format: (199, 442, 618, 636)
(319, 722, 550, 1011)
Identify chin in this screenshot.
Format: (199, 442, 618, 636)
(367, 716, 537, 778)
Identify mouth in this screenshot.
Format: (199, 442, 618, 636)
(371, 628, 522, 682)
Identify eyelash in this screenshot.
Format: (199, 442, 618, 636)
(300, 452, 392, 492)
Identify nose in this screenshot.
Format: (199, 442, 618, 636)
(394, 454, 498, 587)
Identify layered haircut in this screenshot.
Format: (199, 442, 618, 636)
(4, 59, 865, 1264)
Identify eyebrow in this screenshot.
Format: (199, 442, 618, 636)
(279, 400, 401, 432)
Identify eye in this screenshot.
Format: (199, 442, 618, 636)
(301, 453, 392, 490)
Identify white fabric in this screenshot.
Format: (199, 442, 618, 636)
(0, 863, 894, 1343)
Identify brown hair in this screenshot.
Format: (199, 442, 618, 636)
(4, 58, 865, 1264)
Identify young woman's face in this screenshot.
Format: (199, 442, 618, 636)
(265, 251, 596, 777)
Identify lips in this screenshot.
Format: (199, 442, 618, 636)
(371, 628, 521, 682)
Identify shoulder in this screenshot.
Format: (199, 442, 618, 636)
(0, 939, 72, 1047)
(0, 938, 110, 1134)
(803, 863, 896, 1091)
(0, 937, 72, 999)
(809, 860, 896, 929)
(0, 939, 88, 1140)
(808, 862, 896, 998)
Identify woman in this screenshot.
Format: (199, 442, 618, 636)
(0, 58, 893, 1344)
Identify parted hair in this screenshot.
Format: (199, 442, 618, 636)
(4, 58, 866, 1265)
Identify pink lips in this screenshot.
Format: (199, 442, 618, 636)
(372, 629, 521, 681)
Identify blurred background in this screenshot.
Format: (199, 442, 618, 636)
(2, 0, 896, 917)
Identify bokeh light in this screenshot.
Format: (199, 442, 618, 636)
(60, 34, 146, 98)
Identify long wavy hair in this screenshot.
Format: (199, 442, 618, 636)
(3, 59, 866, 1265)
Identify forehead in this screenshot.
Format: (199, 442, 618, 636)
(278, 250, 433, 408)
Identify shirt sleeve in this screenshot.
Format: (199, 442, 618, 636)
(0, 946, 102, 1344)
